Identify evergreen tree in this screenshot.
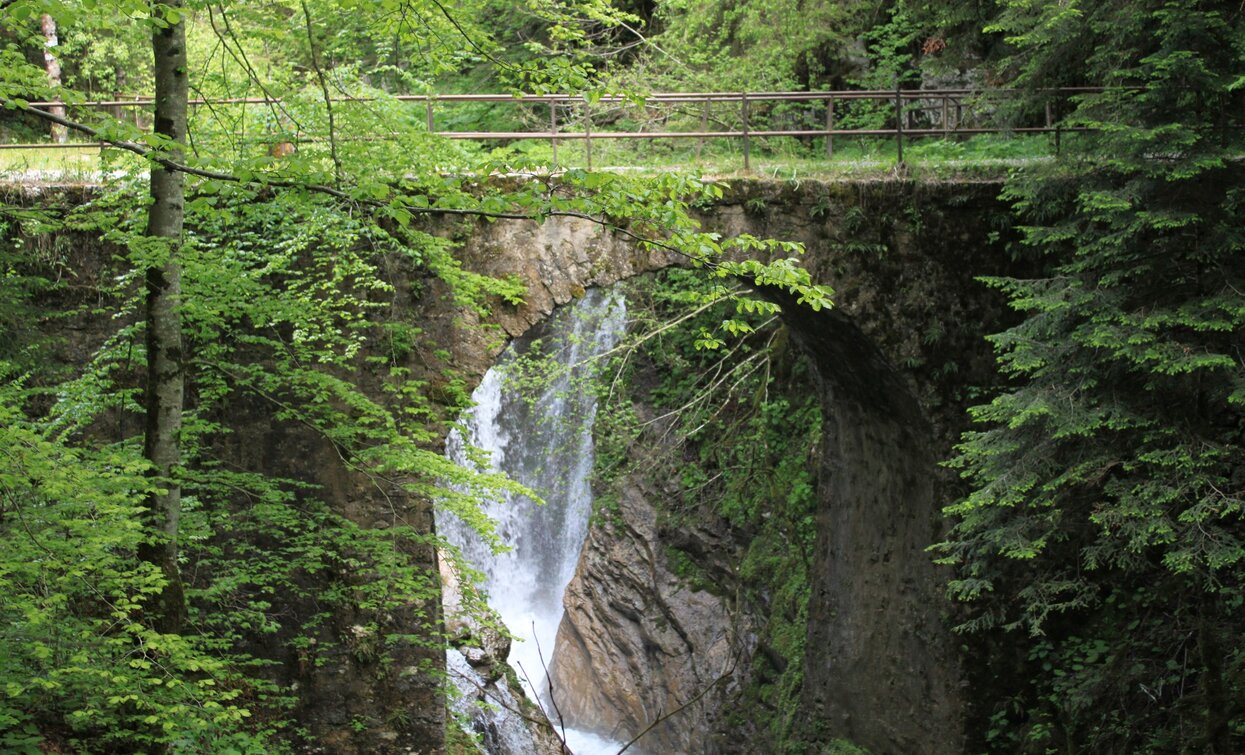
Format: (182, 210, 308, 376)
(931, 1, 1245, 750)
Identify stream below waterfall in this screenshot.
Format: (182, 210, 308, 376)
(439, 288, 630, 754)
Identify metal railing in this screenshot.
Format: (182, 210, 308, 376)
(4, 87, 1100, 170)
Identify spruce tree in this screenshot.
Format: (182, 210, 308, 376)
(932, 1, 1245, 750)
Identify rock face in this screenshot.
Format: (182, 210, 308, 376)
(720, 182, 1016, 755)
(446, 651, 565, 755)
(205, 359, 447, 754)
(440, 552, 513, 671)
(450, 213, 680, 349)
(441, 554, 563, 755)
(548, 478, 752, 753)
(778, 302, 963, 754)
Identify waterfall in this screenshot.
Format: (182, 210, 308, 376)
(440, 288, 628, 754)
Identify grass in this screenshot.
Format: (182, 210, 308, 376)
(0, 131, 1065, 186)
(0, 145, 106, 183)
(466, 131, 1061, 181)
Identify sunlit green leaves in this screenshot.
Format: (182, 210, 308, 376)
(0, 367, 283, 750)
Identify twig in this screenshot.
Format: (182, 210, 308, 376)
(426, 0, 519, 72)
(616, 653, 740, 754)
(300, 0, 343, 186)
(515, 661, 572, 754)
(207, 3, 304, 134)
(578, 288, 734, 370)
(614, 20, 688, 70)
(447, 660, 567, 735)
(532, 624, 572, 753)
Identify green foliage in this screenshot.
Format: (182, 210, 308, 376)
(0, 176, 539, 748)
(0, 0, 844, 750)
(833, 5, 923, 132)
(928, 0, 1245, 750)
(0, 369, 287, 752)
(0, 93, 832, 755)
(0, 209, 60, 369)
(618, 0, 879, 92)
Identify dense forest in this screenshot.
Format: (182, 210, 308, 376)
(1, 0, 1243, 753)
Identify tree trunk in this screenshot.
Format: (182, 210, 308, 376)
(40, 14, 66, 144)
(136, 0, 188, 635)
(112, 65, 126, 123)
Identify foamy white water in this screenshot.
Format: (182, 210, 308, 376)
(565, 727, 628, 754)
(440, 289, 630, 754)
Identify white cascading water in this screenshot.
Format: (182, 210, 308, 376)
(440, 288, 629, 754)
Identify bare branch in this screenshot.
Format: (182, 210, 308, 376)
(616, 652, 740, 754)
(300, 0, 343, 186)
(207, 3, 305, 134)
(425, 0, 519, 72)
(614, 20, 687, 70)
(447, 661, 567, 740)
(532, 624, 571, 752)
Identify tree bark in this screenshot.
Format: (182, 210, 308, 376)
(40, 14, 66, 144)
(136, 0, 188, 634)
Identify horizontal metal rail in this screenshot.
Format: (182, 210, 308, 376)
(4, 87, 1100, 168)
(18, 86, 1120, 109)
(435, 126, 1084, 140)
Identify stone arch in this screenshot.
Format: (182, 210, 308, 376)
(439, 178, 1015, 753)
(767, 291, 963, 753)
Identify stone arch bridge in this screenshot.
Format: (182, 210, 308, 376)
(22, 177, 1016, 754)
(415, 177, 1017, 755)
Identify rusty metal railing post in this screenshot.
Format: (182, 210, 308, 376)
(741, 92, 751, 172)
(695, 99, 709, 161)
(1054, 99, 1062, 156)
(583, 95, 593, 170)
(550, 98, 558, 164)
(825, 95, 834, 158)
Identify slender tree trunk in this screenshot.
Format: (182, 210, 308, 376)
(112, 65, 126, 123)
(1198, 599, 1231, 753)
(40, 14, 66, 144)
(136, 0, 188, 635)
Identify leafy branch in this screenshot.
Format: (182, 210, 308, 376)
(7, 98, 832, 309)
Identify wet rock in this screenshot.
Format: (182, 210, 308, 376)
(440, 550, 512, 671)
(463, 647, 491, 667)
(446, 650, 564, 755)
(548, 478, 753, 754)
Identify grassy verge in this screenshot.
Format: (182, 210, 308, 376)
(480, 131, 1063, 180)
(0, 145, 105, 182)
(1, 131, 1068, 185)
